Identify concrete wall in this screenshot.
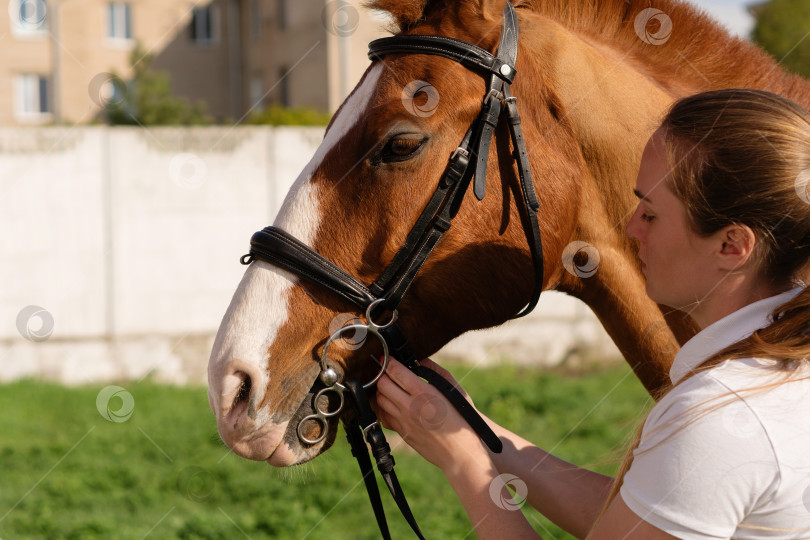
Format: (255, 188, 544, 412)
(0, 126, 619, 385)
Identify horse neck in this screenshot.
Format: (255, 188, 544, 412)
(517, 14, 810, 243)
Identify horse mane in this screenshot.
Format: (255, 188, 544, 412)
(367, 0, 810, 106)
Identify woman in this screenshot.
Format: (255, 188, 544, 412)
(374, 89, 810, 539)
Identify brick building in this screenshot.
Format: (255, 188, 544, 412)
(0, 0, 388, 125)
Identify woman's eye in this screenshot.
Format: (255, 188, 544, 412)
(641, 213, 655, 223)
(381, 137, 425, 162)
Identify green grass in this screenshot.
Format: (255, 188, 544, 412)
(0, 364, 652, 539)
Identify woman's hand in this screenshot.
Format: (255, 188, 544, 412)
(375, 358, 542, 539)
(374, 358, 488, 475)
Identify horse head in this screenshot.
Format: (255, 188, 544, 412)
(208, 0, 585, 465)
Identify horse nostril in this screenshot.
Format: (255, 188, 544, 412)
(233, 372, 252, 409)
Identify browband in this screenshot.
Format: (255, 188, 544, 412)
(368, 35, 517, 83)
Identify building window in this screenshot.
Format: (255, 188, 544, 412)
(10, 0, 47, 36)
(191, 5, 220, 45)
(107, 3, 133, 40)
(14, 74, 50, 119)
(250, 0, 261, 40)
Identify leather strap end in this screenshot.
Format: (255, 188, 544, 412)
(413, 365, 503, 453)
(474, 171, 486, 201)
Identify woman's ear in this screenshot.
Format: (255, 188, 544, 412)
(716, 224, 757, 271)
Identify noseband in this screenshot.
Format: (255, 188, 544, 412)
(240, 3, 542, 537)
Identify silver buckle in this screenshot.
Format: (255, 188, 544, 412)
(483, 89, 503, 105)
(362, 421, 381, 439)
(451, 147, 470, 160)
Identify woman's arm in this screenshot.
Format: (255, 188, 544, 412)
(483, 417, 613, 538)
(375, 359, 676, 540)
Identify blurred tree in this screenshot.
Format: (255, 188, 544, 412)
(246, 104, 331, 126)
(105, 45, 212, 125)
(751, 0, 810, 79)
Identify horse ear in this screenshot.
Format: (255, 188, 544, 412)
(365, 0, 431, 31)
(474, 0, 527, 22)
(366, 0, 520, 31)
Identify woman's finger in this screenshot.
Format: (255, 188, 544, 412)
(376, 372, 412, 410)
(374, 394, 399, 431)
(384, 357, 429, 394)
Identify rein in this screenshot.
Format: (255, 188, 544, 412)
(240, 3, 542, 537)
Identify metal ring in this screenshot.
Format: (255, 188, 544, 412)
(365, 298, 398, 330)
(313, 386, 345, 417)
(298, 413, 329, 445)
(320, 323, 389, 390)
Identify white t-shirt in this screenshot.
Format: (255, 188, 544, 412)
(620, 287, 810, 539)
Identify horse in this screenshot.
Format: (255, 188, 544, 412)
(207, 0, 810, 467)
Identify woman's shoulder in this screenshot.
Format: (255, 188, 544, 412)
(662, 357, 810, 407)
(646, 357, 810, 456)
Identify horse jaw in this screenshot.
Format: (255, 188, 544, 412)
(208, 64, 384, 465)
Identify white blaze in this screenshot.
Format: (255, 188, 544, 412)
(208, 64, 384, 417)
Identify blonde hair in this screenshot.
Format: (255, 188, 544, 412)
(591, 89, 810, 532)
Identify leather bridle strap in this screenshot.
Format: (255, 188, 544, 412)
(366, 128, 475, 309)
(367, 35, 516, 84)
(344, 419, 392, 539)
(365, 0, 543, 317)
(344, 379, 425, 540)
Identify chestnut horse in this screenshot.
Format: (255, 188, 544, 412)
(208, 0, 810, 466)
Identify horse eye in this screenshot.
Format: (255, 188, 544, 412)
(381, 137, 425, 163)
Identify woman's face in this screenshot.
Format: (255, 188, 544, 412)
(625, 131, 719, 312)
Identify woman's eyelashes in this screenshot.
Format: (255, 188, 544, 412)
(641, 212, 655, 223)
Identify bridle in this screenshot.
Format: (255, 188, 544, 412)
(239, 2, 543, 537)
